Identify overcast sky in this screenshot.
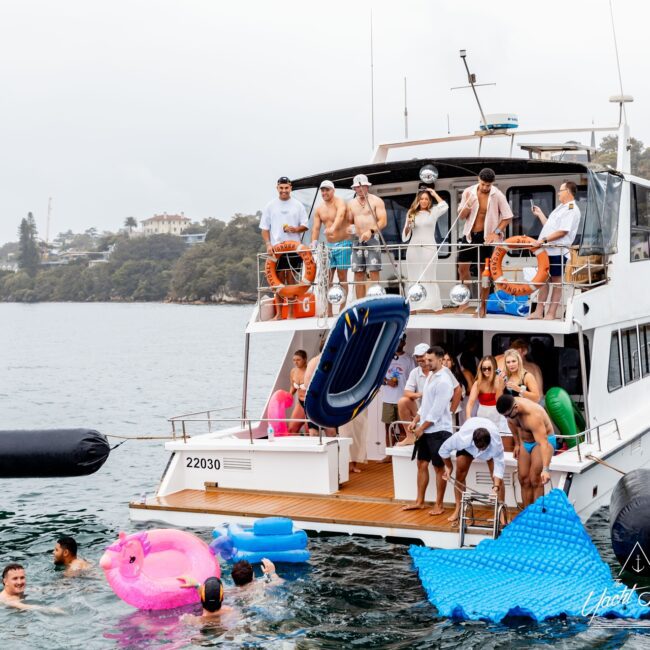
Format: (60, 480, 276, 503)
(0, 0, 647, 245)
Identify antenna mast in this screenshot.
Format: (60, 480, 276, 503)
(370, 9, 375, 150)
(45, 197, 52, 243)
(403, 77, 408, 139)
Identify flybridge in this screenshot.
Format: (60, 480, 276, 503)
(370, 125, 619, 164)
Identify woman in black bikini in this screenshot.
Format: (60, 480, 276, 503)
(502, 349, 540, 402)
(288, 350, 308, 434)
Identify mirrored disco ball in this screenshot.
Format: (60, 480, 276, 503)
(407, 283, 427, 304)
(367, 284, 386, 297)
(419, 164, 439, 184)
(449, 283, 471, 306)
(327, 284, 346, 305)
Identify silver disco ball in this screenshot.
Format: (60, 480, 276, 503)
(367, 284, 386, 297)
(327, 284, 346, 305)
(419, 164, 439, 184)
(407, 283, 427, 304)
(449, 283, 471, 306)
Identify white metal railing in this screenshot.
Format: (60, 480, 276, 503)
(256, 241, 607, 321)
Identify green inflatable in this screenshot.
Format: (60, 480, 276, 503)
(545, 387, 585, 449)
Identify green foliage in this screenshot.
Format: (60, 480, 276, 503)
(593, 136, 650, 178)
(17, 213, 40, 276)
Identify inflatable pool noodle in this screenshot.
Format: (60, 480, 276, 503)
(100, 529, 220, 610)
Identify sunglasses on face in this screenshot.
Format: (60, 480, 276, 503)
(481, 366, 492, 371)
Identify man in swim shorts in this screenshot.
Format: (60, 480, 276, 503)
(347, 174, 387, 300)
(439, 416, 506, 523)
(53, 536, 91, 576)
(311, 180, 353, 314)
(496, 394, 555, 508)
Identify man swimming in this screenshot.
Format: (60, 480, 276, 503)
(496, 394, 554, 508)
(53, 536, 91, 575)
(1, 563, 63, 613)
(180, 576, 234, 624)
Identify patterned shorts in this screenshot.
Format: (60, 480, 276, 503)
(326, 240, 353, 270)
(351, 236, 382, 273)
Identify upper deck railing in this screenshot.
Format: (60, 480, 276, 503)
(255, 241, 608, 323)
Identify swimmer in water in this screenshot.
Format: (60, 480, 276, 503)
(1, 563, 63, 613)
(231, 558, 282, 589)
(53, 536, 91, 575)
(179, 576, 234, 624)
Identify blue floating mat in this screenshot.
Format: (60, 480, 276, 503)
(410, 489, 649, 622)
(305, 295, 409, 428)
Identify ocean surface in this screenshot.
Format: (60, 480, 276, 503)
(1, 303, 649, 649)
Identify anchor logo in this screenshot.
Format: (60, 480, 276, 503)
(618, 541, 650, 576)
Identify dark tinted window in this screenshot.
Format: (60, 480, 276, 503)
(608, 331, 622, 392)
(631, 184, 650, 262)
(641, 324, 650, 377)
(621, 326, 640, 384)
(506, 186, 555, 238)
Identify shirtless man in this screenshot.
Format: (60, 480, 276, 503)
(347, 174, 387, 300)
(53, 536, 91, 575)
(179, 576, 235, 624)
(496, 394, 555, 508)
(311, 180, 353, 314)
(1, 563, 62, 613)
(457, 168, 513, 285)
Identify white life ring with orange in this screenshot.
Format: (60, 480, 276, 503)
(489, 236, 550, 297)
(264, 241, 316, 299)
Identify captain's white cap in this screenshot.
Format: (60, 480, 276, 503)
(413, 343, 429, 356)
(351, 174, 372, 188)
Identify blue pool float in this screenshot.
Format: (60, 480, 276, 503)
(410, 489, 649, 622)
(305, 295, 410, 428)
(211, 517, 310, 564)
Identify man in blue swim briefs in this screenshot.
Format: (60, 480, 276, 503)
(311, 180, 354, 314)
(496, 394, 555, 508)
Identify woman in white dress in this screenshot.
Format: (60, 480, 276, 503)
(401, 188, 448, 313)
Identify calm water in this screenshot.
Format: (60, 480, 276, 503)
(1, 303, 649, 649)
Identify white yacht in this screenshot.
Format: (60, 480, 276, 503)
(130, 103, 650, 548)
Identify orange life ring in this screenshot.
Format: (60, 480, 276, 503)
(264, 241, 316, 298)
(489, 236, 550, 296)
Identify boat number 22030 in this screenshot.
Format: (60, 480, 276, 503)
(185, 457, 221, 470)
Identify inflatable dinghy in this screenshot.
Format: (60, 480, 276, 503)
(0, 428, 110, 478)
(305, 295, 409, 428)
(410, 489, 647, 621)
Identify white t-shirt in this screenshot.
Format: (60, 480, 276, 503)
(405, 365, 459, 395)
(259, 197, 308, 245)
(381, 353, 415, 404)
(539, 200, 581, 257)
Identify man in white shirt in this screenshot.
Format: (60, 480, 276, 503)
(402, 346, 454, 516)
(439, 416, 506, 523)
(530, 181, 581, 320)
(380, 335, 415, 452)
(397, 343, 461, 447)
(259, 176, 309, 318)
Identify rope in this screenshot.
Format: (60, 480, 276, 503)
(586, 454, 626, 476)
(104, 433, 182, 441)
(315, 242, 330, 327)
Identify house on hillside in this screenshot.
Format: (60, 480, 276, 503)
(140, 213, 191, 236)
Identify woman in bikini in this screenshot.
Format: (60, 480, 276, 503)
(288, 350, 308, 434)
(465, 355, 504, 429)
(501, 349, 540, 402)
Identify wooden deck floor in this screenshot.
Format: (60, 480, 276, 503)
(132, 462, 493, 535)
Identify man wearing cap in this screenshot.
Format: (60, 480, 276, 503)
(439, 416, 506, 524)
(380, 334, 415, 454)
(457, 168, 513, 286)
(311, 180, 353, 314)
(347, 174, 387, 299)
(260, 177, 309, 318)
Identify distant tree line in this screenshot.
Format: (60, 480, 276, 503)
(0, 213, 264, 303)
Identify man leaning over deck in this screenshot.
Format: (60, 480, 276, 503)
(457, 168, 513, 286)
(402, 346, 454, 516)
(439, 416, 506, 524)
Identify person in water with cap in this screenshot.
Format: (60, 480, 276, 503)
(347, 173, 387, 299)
(311, 180, 354, 314)
(179, 575, 233, 623)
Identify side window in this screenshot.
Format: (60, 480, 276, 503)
(621, 326, 640, 384)
(641, 323, 650, 377)
(631, 184, 650, 262)
(506, 186, 555, 238)
(608, 331, 622, 392)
